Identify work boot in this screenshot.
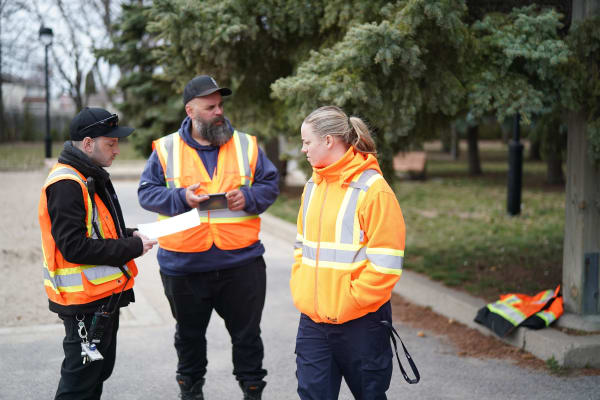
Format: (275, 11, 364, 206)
(177, 374, 205, 400)
(239, 381, 266, 400)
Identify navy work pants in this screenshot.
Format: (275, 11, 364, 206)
(55, 311, 120, 400)
(295, 301, 393, 400)
(160, 256, 267, 386)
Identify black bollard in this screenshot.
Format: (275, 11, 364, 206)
(507, 114, 523, 216)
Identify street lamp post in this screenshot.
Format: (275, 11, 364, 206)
(39, 26, 53, 159)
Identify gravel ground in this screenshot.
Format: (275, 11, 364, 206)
(0, 170, 61, 327)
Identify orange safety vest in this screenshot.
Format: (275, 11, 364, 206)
(475, 285, 563, 337)
(38, 164, 138, 306)
(152, 130, 260, 252)
(291, 148, 405, 324)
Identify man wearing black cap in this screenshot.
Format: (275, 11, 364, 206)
(138, 75, 279, 399)
(38, 107, 157, 399)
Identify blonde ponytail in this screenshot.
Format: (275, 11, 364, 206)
(304, 106, 377, 155)
(348, 115, 376, 154)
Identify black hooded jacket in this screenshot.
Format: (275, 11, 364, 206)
(45, 141, 143, 315)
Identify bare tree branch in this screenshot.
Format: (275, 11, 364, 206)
(20, 0, 125, 112)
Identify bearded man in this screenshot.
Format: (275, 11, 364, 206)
(138, 75, 279, 400)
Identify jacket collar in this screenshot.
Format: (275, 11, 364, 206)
(312, 147, 381, 186)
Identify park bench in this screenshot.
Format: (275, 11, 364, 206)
(393, 151, 427, 180)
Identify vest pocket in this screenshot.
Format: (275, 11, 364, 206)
(81, 267, 123, 297)
(215, 224, 258, 249)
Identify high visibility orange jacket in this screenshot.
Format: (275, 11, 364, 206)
(291, 147, 405, 324)
(39, 164, 138, 306)
(152, 130, 260, 252)
(475, 285, 563, 337)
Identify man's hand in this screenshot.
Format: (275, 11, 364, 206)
(226, 189, 246, 211)
(133, 231, 158, 256)
(185, 183, 209, 208)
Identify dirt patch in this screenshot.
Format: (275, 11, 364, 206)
(0, 170, 61, 327)
(390, 293, 600, 376)
(463, 258, 563, 302)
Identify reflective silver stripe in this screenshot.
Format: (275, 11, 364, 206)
(43, 166, 130, 293)
(46, 167, 85, 184)
(502, 295, 520, 305)
(44, 265, 126, 290)
(299, 170, 396, 272)
(202, 209, 258, 219)
(302, 244, 367, 264)
(532, 290, 554, 304)
(163, 131, 253, 188)
(82, 265, 125, 282)
(487, 302, 527, 326)
(46, 167, 95, 237)
(535, 310, 557, 326)
(44, 268, 82, 288)
(162, 133, 175, 188)
(340, 169, 379, 244)
(302, 179, 316, 237)
(90, 200, 101, 239)
(367, 252, 404, 270)
(235, 131, 252, 186)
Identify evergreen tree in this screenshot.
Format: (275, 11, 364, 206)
(272, 0, 470, 178)
(97, 2, 181, 156)
(273, 2, 574, 179)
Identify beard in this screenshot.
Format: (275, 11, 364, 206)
(193, 115, 233, 146)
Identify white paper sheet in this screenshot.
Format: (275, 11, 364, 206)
(137, 209, 201, 239)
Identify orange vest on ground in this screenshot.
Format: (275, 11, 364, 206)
(291, 148, 405, 324)
(475, 285, 563, 337)
(152, 130, 260, 252)
(38, 164, 137, 306)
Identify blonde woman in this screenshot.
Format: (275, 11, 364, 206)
(291, 106, 415, 399)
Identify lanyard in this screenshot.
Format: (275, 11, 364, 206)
(86, 176, 131, 314)
(381, 320, 420, 384)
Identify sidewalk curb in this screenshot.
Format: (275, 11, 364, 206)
(395, 270, 600, 368)
(261, 213, 600, 369)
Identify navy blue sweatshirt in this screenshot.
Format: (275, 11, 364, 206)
(137, 117, 279, 276)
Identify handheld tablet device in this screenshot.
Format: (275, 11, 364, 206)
(198, 193, 228, 211)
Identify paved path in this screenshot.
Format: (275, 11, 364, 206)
(1, 180, 599, 399)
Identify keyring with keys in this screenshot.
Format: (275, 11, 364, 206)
(76, 314, 88, 342)
(76, 314, 104, 364)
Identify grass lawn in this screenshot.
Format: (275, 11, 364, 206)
(269, 141, 565, 302)
(0, 140, 143, 171)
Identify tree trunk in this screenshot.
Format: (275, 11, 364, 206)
(562, 0, 600, 317)
(378, 142, 396, 183)
(265, 136, 286, 190)
(0, 14, 4, 142)
(545, 125, 565, 184)
(546, 156, 564, 184)
(563, 111, 600, 314)
(450, 123, 460, 160)
(529, 139, 542, 161)
(441, 126, 451, 153)
(467, 125, 482, 175)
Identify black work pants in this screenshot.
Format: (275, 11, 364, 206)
(55, 311, 119, 400)
(161, 256, 267, 385)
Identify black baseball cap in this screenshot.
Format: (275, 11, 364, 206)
(183, 75, 232, 105)
(70, 107, 134, 141)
